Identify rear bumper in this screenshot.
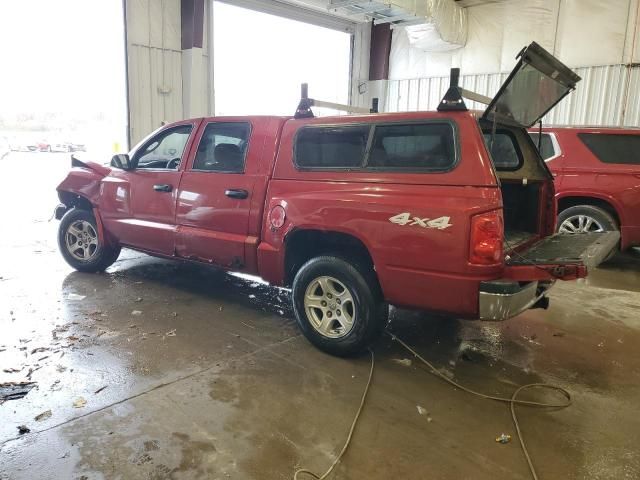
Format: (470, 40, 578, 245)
(479, 280, 553, 321)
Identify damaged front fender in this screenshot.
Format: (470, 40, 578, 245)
(57, 156, 111, 208)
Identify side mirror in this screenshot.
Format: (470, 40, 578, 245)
(110, 154, 132, 170)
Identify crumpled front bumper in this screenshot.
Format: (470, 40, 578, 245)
(479, 280, 554, 321)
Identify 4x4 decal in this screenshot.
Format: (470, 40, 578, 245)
(389, 213, 452, 230)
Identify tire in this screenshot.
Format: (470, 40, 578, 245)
(557, 205, 619, 260)
(58, 208, 121, 272)
(557, 205, 617, 234)
(292, 256, 388, 357)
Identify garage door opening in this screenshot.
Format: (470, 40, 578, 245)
(213, 2, 352, 116)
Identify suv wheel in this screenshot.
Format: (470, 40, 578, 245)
(558, 205, 617, 234)
(58, 209, 121, 272)
(292, 256, 388, 357)
(557, 205, 619, 259)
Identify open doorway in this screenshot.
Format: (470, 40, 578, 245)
(0, 0, 127, 263)
(212, 2, 352, 116)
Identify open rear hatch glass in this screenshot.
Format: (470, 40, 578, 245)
(505, 231, 620, 279)
(482, 42, 581, 128)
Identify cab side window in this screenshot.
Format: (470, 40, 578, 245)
(193, 122, 251, 173)
(134, 125, 193, 170)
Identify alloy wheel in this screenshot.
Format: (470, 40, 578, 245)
(558, 215, 605, 234)
(303, 276, 356, 339)
(65, 220, 99, 261)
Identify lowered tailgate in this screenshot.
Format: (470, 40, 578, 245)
(505, 231, 620, 279)
(479, 231, 619, 320)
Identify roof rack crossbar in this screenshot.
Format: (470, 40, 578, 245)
(294, 83, 379, 119)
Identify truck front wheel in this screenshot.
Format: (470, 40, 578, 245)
(58, 208, 121, 272)
(292, 256, 388, 357)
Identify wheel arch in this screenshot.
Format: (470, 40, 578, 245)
(283, 228, 378, 288)
(58, 191, 95, 211)
(556, 194, 622, 228)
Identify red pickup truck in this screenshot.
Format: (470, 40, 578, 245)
(530, 127, 640, 252)
(55, 43, 618, 356)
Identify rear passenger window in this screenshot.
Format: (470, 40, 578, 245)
(578, 133, 640, 165)
(529, 133, 556, 160)
(193, 122, 250, 173)
(369, 123, 455, 170)
(483, 132, 522, 170)
(295, 126, 369, 169)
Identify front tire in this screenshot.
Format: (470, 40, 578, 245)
(58, 209, 120, 272)
(292, 256, 388, 357)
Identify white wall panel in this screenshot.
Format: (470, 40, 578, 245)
(382, 64, 640, 127)
(126, 0, 184, 144)
(390, 0, 640, 79)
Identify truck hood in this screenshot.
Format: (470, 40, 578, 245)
(71, 154, 111, 177)
(482, 42, 581, 128)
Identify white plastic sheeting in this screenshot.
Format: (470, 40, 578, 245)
(398, 0, 467, 52)
(390, 0, 640, 79)
(381, 64, 640, 126)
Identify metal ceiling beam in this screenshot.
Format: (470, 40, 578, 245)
(373, 12, 416, 25)
(343, 2, 392, 15)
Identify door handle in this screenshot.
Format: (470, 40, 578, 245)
(153, 184, 172, 192)
(225, 189, 248, 199)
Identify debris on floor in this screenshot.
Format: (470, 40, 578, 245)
(495, 433, 512, 444)
(392, 358, 412, 367)
(0, 381, 37, 404)
(416, 405, 428, 415)
(94, 386, 108, 394)
(35, 410, 52, 422)
(17, 425, 30, 435)
(66, 293, 86, 301)
(131, 310, 143, 316)
(73, 397, 87, 408)
(165, 329, 177, 337)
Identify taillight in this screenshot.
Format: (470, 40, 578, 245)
(469, 210, 504, 265)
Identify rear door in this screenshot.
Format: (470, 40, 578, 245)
(174, 117, 275, 269)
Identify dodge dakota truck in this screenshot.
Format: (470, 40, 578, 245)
(55, 43, 618, 356)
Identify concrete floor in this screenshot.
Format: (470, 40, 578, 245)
(1, 152, 639, 480)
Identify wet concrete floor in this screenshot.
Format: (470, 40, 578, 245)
(1, 152, 639, 479)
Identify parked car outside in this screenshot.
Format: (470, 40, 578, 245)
(530, 127, 640, 252)
(54, 43, 618, 356)
(51, 141, 87, 153)
(36, 140, 52, 152)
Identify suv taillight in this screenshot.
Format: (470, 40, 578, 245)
(469, 210, 504, 265)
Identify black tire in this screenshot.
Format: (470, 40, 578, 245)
(557, 205, 619, 260)
(292, 256, 388, 357)
(58, 208, 120, 272)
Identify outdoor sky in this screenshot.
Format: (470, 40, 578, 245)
(0, 1, 350, 123)
(0, 0, 126, 120)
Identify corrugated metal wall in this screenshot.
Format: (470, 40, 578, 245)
(126, 0, 185, 144)
(383, 64, 640, 127)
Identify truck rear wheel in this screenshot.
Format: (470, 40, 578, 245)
(58, 208, 121, 272)
(292, 256, 388, 357)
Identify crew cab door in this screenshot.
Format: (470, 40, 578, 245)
(174, 118, 272, 269)
(100, 120, 200, 255)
